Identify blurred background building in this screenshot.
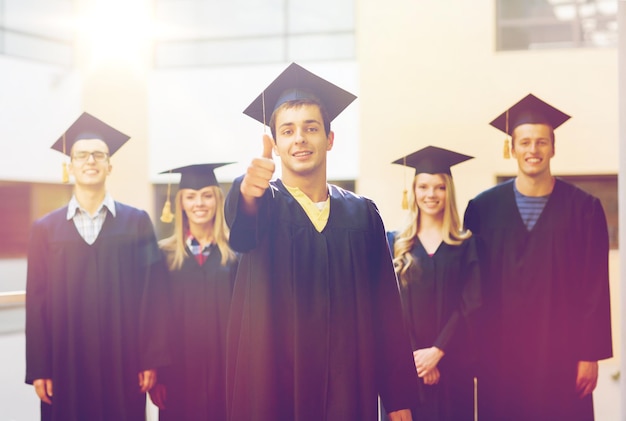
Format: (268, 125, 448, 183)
(0, 0, 623, 419)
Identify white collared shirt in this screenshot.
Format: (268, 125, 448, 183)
(66, 193, 116, 245)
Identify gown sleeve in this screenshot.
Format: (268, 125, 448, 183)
(25, 219, 52, 384)
(433, 239, 482, 355)
(577, 197, 612, 361)
(371, 203, 419, 412)
(225, 175, 272, 253)
(137, 211, 172, 371)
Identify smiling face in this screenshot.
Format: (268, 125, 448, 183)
(272, 103, 334, 184)
(511, 123, 555, 179)
(414, 173, 446, 220)
(68, 138, 112, 188)
(180, 186, 217, 229)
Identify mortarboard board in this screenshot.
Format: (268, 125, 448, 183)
(243, 62, 357, 126)
(392, 145, 473, 176)
(160, 163, 232, 190)
(490, 94, 571, 159)
(51, 112, 131, 157)
(392, 146, 473, 209)
(158, 162, 233, 223)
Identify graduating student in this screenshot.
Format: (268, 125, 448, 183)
(25, 112, 170, 421)
(149, 163, 238, 421)
(464, 94, 613, 421)
(224, 63, 418, 421)
(387, 146, 481, 421)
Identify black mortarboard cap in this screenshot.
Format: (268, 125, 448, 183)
(392, 146, 473, 176)
(160, 163, 232, 190)
(490, 93, 571, 135)
(50, 112, 131, 157)
(243, 62, 357, 126)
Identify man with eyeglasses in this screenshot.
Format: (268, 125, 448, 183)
(25, 112, 171, 421)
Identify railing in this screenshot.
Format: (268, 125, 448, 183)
(0, 290, 25, 306)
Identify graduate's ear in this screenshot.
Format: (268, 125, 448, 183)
(326, 131, 334, 151)
(66, 161, 74, 181)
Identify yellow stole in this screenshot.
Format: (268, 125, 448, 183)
(284, 184, 330, 232)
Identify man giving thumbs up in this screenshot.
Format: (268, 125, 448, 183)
(224, 63, 418, 421)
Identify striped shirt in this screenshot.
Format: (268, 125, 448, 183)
(66, 194, 116, 245)
(514, 184, 550, 231)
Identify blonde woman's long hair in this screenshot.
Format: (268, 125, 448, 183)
(159, 186, 237, 271)
(393, 173, 471, 287)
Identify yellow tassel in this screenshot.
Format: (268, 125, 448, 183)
(503, 138, 510, 159)
(160, 199, 174, 223)
(401, 189, 408, 210)
(62, 162, 69, 183)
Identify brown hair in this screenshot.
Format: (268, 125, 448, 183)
(269, 98, 331, 140)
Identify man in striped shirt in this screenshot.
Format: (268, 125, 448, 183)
(464, 94, 612, 421)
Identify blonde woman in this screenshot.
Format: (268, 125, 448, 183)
(150, 163, 238, 421)
(387, 146, 481, 421)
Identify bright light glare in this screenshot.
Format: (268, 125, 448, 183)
(76, 0, 159, 67)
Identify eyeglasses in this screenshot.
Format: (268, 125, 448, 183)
(72, 151, 109, 162)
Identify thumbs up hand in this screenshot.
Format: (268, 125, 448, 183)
(240, 134, 276, 208)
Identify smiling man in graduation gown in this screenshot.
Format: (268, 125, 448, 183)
(25, 113, 171, 421)
(463, 94, 613, 421)
(224, 63, 418, 420)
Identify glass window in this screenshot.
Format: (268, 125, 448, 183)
(154, 0, 355, 68)
(0, 0, 73, 66)
(496, 0, 618, 51)
(0, 0, 355, 68)
(288, 0, 354, 34)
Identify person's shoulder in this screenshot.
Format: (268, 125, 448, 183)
(329, 184, 381, 213)
(554, 178, 595, 199)
(469, 178, 513, 206)
(554, 178, 602, 209)
(113, 201, 150, 217)
(476, 178, 513, 199)
(329, 184, 385, 224)
(329, 184, 370, 204)
(35, 206, 68, 225)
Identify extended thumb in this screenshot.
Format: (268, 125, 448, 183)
(262, 134, 274, 159)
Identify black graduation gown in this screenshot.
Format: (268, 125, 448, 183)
(224, 177, 419, 421)
(464, 178, 613, 421)
(158, 246, 237, 421)
(25, 203, 171, 421)
(387, 233, 481, 421)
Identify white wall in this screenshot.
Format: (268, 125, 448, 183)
(0, 56, 82, 183)
(147, 61, 360, 185)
